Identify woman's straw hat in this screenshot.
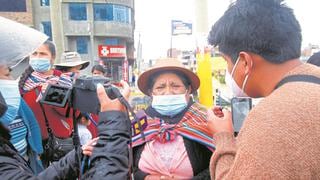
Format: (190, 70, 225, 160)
(138, 58, 200, 95)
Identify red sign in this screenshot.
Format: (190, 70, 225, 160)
(98, 45, 126, 58)
(122, 60, 128, 82)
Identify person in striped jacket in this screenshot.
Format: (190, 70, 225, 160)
(0, 64, 43, 174)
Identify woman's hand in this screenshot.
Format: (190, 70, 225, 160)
(97, 80, 130, 112)
(82, 137, 99, 156)
(207, 106, 234, 135)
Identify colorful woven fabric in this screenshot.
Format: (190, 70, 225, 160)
(22, 71, 72, 101)
(132, 103, 215, 151)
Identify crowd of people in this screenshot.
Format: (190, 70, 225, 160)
(1, 0, 320, 179)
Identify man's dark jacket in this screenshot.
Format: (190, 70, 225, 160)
(0, 111, 130, 180)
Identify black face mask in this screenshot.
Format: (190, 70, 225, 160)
(0, 92, 8, 117)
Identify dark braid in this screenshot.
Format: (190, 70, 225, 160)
(18, 66, 34, 92)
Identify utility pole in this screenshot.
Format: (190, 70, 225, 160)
(49, 0, 64, 63)
(137, 33, 142, 73)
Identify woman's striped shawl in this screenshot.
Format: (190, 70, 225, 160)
(132, 103, 215, 151)
(22, 71, 72, 101)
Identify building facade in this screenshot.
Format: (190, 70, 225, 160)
(1, 0, 135, 81)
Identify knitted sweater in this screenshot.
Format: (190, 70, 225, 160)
(210, 63, 320, 179)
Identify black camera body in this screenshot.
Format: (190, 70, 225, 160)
(41, 76, 120, 114)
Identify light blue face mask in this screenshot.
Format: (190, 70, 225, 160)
(151, 93, 188, 117)
(29, 57, 51, 72)
(0, 79, 21, 126)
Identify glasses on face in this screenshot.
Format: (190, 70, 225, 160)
(152, 83, 187, 95)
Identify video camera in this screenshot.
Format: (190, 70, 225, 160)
(40, 76, 121, 114)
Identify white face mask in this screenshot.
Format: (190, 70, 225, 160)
(151, 93, 188, 117)
(225, 57, 251, 97)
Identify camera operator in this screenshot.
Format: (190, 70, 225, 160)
(0, 80, 131, 179)
(1, 17, 131, 179)
(81, 80, 131, 179)
(0, 89, 98, 179)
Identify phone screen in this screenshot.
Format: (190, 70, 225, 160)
(231, 97, 252, 133)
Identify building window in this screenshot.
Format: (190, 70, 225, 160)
(105, 38, 118, 45)
(76, 37, 88, 54)
(93, 4, 113, 21)
(93, 3, 131, 24)
(69, 3, 87, 21)
(113, 5, 126, 23)
(127, 8, 131, 24)
(40, 0, 50, 6)
(41, 21, 52, 40)
(0, 0, 26, 12)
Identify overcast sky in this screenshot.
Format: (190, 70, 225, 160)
(134, 0, 320, 60)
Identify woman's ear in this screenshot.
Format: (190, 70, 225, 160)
(187, 85, 192, 94)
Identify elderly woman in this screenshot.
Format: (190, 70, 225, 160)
(132, 58, 215, 180)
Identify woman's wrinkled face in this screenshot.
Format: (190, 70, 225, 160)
(0, 64, 13, 80)
(151, 73, 188, 95)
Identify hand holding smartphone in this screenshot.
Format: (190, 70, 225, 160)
(231, 97, 252, 134)
(207, 106, 233, 135)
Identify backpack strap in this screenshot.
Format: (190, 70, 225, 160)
(275, 74, 320, 90)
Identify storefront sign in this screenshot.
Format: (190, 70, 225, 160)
(98, 45, 126, 58)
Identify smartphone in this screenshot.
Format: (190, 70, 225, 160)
(231, 97, 252, 134)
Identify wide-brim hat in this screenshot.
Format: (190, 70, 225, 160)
(138, 58, 200, 95)
(54, 51, 89, 70)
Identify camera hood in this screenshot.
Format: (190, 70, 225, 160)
(74, 76, 111, 90)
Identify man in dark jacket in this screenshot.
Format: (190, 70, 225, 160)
(0, 90, 94, 179)
(0, 80, 131, 179)
(82, 81, 131, 179)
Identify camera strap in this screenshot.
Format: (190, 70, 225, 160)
(111, 88, 146, 180)
(113, 94, 134, 178)
(275, 74, 320, 90)
(36, 88, 53, 136)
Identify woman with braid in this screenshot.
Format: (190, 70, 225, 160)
(18, 40, 74, 166)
